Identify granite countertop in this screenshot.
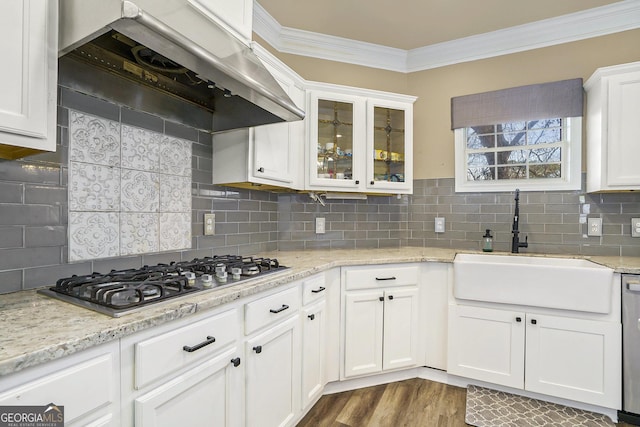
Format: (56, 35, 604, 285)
(1, 247, 639, 377)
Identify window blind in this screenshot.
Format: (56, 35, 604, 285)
(451, 78, 583, 130)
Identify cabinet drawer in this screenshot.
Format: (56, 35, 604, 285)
(344, 265, 419, 291)
(135, 308, 238, 389)
(0, 352, 114, 424)
(245, 286, 301, 335)
(302, 274, 326, 305)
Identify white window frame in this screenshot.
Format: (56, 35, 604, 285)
(454, 117, 582, 193)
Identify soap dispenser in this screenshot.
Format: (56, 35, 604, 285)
(482, 229, 493, 252)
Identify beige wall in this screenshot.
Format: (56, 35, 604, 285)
(256, 30, 640, 179)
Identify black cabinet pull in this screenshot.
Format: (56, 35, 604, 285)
(269, 304, 289, 314)
(257, 167, 265, 173)
(355, 180, 360, 184)
(183, 336, 216, 353)
(230, 357, 241, 367)
(388, 295, 394, 300)
(253, 345, 262, 354)
(308, 314, 315, 320)
(311, 287, 326, 294)
(531, 319, 537, 325)
(379, 296, 384, 302)
(516, 317, 522, 322)
(375, 276, 396, 281)
(370, 181, 375, 185)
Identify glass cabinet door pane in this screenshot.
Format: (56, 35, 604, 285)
(372, 107, 405, 183)
(317, 100, 354, 180)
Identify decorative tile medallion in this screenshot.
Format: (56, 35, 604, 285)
(121, 169, 160, 213)
(69, 212, 119, 261)
(69, 162, 120, 212)
(159, 212, 192, 251)
(120, 213, 160, 255)
(68, 115, 193, 261)
(69, 111, 121, 166)
(121, 125, 161, 171)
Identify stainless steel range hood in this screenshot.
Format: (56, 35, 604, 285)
(59, 0, 304, 132)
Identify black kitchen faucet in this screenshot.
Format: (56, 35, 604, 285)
(511, 189, 528, 253)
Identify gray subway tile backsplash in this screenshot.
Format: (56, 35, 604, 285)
(1, 86, 640, 294)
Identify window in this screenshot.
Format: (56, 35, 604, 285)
(451, 78, 583, 193)
(454, 117, 581, 192)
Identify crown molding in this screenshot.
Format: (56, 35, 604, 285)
(253, 0, 640, 73)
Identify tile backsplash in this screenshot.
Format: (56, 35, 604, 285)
(67, 110, 192, 261)
(0, 86, 639, 294)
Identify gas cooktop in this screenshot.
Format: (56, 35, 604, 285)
(38, 255, 287, 317)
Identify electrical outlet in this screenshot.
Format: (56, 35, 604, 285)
(315, 217, 326, 234)
(587, 217, 602, 237)
(435, 217, 445, 233)
(204, 213, 215, 235)
(632, 218, 640, 237)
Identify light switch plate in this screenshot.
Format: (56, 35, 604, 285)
(435, 217, 445, 233)
(204, 213, 215, 235)
(587, 217, 602, 237)
(632, 218, 640, 237)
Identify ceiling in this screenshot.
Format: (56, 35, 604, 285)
(256, 0, 624, 50)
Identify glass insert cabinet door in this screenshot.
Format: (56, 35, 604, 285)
(308, 92, 365, 190)
(366, 100, 412, 191)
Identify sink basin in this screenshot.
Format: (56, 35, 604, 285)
(453, 253, 614, 313)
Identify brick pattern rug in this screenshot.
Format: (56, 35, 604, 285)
(465, 385, 615, 427)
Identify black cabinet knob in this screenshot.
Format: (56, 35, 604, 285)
(379, 296, 384, 302)
(388, 295, 394, 300)
(355, 180, 360, 184)
(257, 167, 265, 173)
(308, 314, 315, 320)
(531, 319, 537, 325)
(515, 317, 522, 322)
(370, 181, 375, 185)
(230, 357, 241, 367)
(253, 345, 262, 354)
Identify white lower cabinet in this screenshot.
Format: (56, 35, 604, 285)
(341, 264, 420, 379)
(448, 305, 621, 408)
(0, 342, 120, 426)
(135, 346, 242, 427)
(301, 300, 326, 409)
(245, 315, 301, 427)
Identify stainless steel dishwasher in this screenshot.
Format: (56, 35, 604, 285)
(620, 274, 640, 425)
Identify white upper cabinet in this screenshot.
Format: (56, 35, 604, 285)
(307, 82, 416, 194)
(0, 0, 58, 159)
(586, 61, 640, 192)
(187, 0, 253, 43)
(212, 44, 306, 190)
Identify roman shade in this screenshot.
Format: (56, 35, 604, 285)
(451, 78, 583, 129)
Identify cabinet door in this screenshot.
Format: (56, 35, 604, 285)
(0, 0, 57, 158)
(343, 290, 384, 378)
(308, 91, 366, 191)
(245, 315, 301, 427)
(382, 287, 419, 371)
(606, 70, 640, 187)
(135, 347, 243, 427)
(525, 314, 621, 408)
(301, 301, 326, 409)
(447, 305, 525, 389)
(366, 99, 413, 193)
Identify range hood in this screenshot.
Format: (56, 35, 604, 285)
(58, 0, 304, 132)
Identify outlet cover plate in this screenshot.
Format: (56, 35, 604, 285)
(204, 213, 215, 235)
(435, 217, 445, 233)
(632, 218, 640, 237)
(315, 217, 326, 234)
(587, 217, 602, 237)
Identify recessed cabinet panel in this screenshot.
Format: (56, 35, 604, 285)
(367, 101, 413, 193)
(187, 0, 252, 42)
(0, 0, 57, 157)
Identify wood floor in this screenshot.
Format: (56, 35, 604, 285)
(297, 378, 635, 427)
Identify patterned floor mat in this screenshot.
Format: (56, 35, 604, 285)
(465, 385, 615, 427)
